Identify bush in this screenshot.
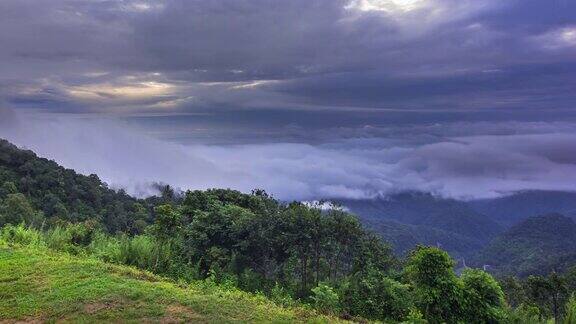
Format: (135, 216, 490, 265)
(0, 224, 44, 247)
(565, 295, 576, 324)
(88, 231, 122, 263)
(270, 282, 296, 307)
(311, 283, 340, 315)
(44, 226, 73, 252)
(42, 221, 100, 254)
(505, 304, 542, 324)
(461, 268, 506, 323)
(342, 268, 412, 321)
(118, 234, 157, 269)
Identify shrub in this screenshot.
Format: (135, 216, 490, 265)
(461, 268, 506, 323)
(44, 226, 72, 252)
(42, 221, 100, 254)
(88, 231, 122, 263)
(342, 268, 412, 321)
(0, 224, 44, 247)
(565, 295, 576, 324)
(311, 283, 340, 315)
(270, 282, 296, 307)
(118, 234, 157, 269)
(505, 304, 542, 324)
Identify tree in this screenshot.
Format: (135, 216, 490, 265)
(0, 181, 17, 199)
(152, 204, 182, 242)
(524, 273, 569, 321)
(342, 268, 412, 321)
(461, 269, 506, 323)
(548, 272, 569, 322)
(405, 246, 463, 323)
(0, 193, 44, 227)
(500, 276, 526, 308)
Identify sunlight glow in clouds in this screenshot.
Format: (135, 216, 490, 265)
(560, 27, 576, 46)
(346, 0, 426, 13)
(67, 82, 175, 101)
(536, 26, 576, 50)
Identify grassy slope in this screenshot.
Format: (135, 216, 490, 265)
(0, 245, 342, 323)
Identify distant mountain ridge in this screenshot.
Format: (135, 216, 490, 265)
(472, 214, 576, 276)
(469, 190, 576, 228)
(4, 137, 576, 277)
(340, 192, 504, 257)
(340, 190, 576, 260)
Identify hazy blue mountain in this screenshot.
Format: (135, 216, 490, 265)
(469, 191, 576, 228)
(340, 192, 504, 257)
(341, 190, 576, 259)
(367, 219, 484, 258)
(472, 214, 576, 277)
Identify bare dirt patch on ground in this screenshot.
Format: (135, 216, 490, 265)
(159, 304, 205, 323)
(82, 299, 127, 315)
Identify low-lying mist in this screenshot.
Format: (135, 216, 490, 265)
(1, 107, 575, 201)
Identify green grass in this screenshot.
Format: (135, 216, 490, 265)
(0, 244, 345, 323)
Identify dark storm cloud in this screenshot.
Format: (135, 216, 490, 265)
(1, 0, 575, 118)
(1, 0, 576, 199)
(272, 61, 576, 110)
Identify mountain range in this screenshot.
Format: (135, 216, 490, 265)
(340, 191, 576, 276)
(2, 138, 575, 277)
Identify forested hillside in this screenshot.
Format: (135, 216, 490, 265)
(1, 138, 576, 323)
(0, 139, 151, 233)
(343, 191, 576, 261)
(341, 192, 504, 257)
(470, 191, 576, 228)
(474, 214, 576, 277)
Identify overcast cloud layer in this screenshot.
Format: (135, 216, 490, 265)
(2, 109, 575, 200)
(1, 0, 575, 199)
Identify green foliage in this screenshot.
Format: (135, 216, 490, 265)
(405, 307, 427, 323)
(406, 246, 463, 323)
(498, 268, 576, 323)
(270, 282, 296, 307)
(461, 268, 506, 323)
(475, 214, 576, 277)
(0, 223, 44, 246)
(0, 181, 17, 198)
(565, 295, 576, 324)
(43, 221, 99, 254)
(500, 276, 526, 308)
(151, 204, 182, 242)
(505, 304, 543, 324)
(3, 139, 576, 323)
(523, 273, 569, 321)
(342, 268, 412, 321)
(311, 283, 340, 315)
(0, 139, 151, 233)
(0, 193, 44, 228)
(87, 231, 122, 262)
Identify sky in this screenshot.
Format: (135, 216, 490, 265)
(1, 0, 576, 200)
